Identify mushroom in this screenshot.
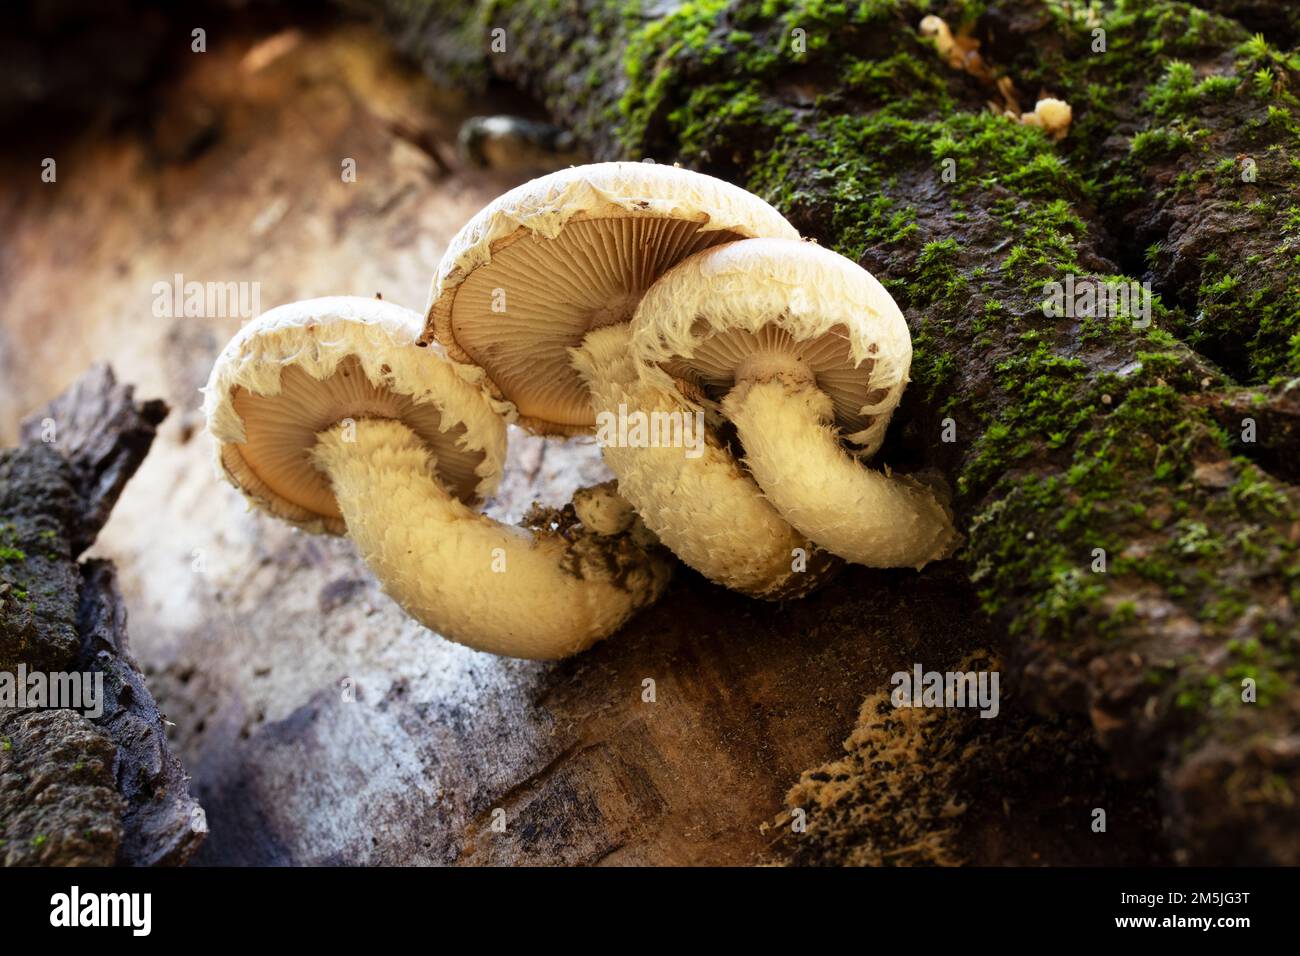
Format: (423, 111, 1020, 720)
(628, 238, 961, 569)
(424, 161, 839, 598)
(919, 14, 992, 83)
(919, 14, 958, 64)
(1018, 96, 1072, 141)
(203, 296, 671, 659)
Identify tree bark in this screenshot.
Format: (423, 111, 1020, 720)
(1, 364, 204, 866)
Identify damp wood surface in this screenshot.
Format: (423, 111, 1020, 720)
(2, 0, 1295, 865)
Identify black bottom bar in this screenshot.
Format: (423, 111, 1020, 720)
(2, 865, 1293, 942)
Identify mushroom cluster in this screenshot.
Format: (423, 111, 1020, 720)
(204, 163, 959, 660)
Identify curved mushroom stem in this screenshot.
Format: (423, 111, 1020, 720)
(722, 376, 961, 569)
(311, 418, 671, 660)
(572, 325, 838, 599)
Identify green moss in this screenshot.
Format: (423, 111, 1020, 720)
(990, 1, 1300, 383)
(1226, 461, 1293, 519)
(1177, 663, 1288, 710)
(929, 112, 1084, 199)
(912, 238, 964, 301)
(669, 81, 793, 158)
(1144, 60, 1239, 118)
(619, 0, 740, 150)
(1129, 125, 1196, 161)
(1237, 33, 1300, 76)
(1171, 519, 1223, 558)
(961, 342, 1093, 489)
(959, 322, 1297, 654)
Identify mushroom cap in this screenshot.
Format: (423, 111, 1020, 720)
(203, 296, 508, 535)
(1031, 97, 1072, 135)
(629, 238, 913, 457)
(423, 161, 800, 436)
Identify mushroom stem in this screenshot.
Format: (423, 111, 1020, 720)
(311, 418, 672, 659)
(721, 377, 961, 569)
(572, 325, 837, 599)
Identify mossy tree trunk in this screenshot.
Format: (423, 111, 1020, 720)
(359, 0, 1300, 863)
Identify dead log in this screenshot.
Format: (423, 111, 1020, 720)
(184, 558, 1165, 865)
(0, 364, 204, 866)
(0, 1, 1263, 866)
(348, 0, 1300, 863)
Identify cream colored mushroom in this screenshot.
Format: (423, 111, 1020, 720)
(629, 239, 961, 570)
(1019, 97, 1072, 140)
(424, 161, 839, 598)
(203, 296, 671, 659)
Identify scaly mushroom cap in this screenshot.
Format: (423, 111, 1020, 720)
(630, 238, 912, 457)
(203, 296, 508, 534)
(423, 161, 800, 436)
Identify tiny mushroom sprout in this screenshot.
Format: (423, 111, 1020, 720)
(629, 238, 962, 570)
(203, 295, 672, 660)
(1018, 96, 1073, 141)
(919, 14, 991, 83)
(424, 161, 840, 598)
